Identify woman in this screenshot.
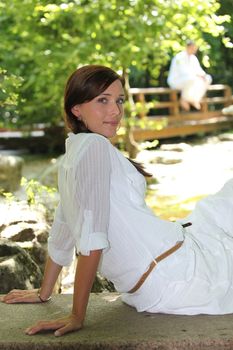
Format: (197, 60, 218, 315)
(2, 65, 233, 337)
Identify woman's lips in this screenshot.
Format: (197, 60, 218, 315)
(104, 121, 119, 126)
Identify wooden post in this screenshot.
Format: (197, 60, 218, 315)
(137, 93, 146, 118)
(201, 96, 208, 114)
(224, 86, 232, 107)
(169, 90, 179, 116)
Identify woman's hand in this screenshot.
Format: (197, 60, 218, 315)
(25, 314, 83, 337)
(0, 289, 41, 304)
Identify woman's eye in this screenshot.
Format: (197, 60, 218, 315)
(97, 97, 108, 104)
(117, 98, 125, 105)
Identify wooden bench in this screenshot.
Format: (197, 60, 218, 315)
(118, 84, 233, 142)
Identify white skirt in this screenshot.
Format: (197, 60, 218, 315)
(170, 74, 212, 104)
(122, 178, 233, 315)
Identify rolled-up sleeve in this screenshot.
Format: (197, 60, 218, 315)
(48, 202, 75, 266)
(74, 136, 111, 255)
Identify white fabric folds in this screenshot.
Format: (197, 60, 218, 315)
(48, 133, 111, 263)
(77, 209, 109, 256)
(48, 205, 75, 266)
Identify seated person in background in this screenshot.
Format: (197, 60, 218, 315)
(167, 40, 212, 111)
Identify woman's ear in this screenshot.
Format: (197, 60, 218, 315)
(71, 105, 81, 118)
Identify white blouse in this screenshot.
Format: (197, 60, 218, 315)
(48, 133, 184, 309)
(48, 132, 233, 315)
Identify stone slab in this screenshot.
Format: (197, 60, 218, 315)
(1, 293, 233, 349)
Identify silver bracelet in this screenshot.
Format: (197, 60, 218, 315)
(37, 289, 52, 303)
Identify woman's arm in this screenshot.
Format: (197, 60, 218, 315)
(72, 249, 102, 321)
(39, 256, 63, 300)
(24, 249, 102, 336)
(1, 256, 62, 304)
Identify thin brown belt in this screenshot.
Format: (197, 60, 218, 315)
(128, 222, 192, 294)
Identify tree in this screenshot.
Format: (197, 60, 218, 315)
(204, 0, 233, 88)
(0, 68, 23, 128)
(0, 0, 230, 128)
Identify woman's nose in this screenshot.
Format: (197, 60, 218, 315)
(110, 102, 121, 116)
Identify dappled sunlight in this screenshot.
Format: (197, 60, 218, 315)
(0, 202, 29, 224)
(146, 191, 205, 221)
(142, 135, 233, 221)
(0, 201, 45, 227)
(102, 294, 121, 302)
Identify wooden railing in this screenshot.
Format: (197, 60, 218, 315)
(119, 84, 233, 141)
(129, 84, 232, 118)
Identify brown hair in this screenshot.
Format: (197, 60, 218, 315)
(64, 64, 152, 178)
(64, 65, 125, 134)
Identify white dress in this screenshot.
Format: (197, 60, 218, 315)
(167, 51, 212, 104)
(48, 133, 233, 315)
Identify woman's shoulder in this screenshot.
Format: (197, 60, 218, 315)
(63, 133, 113, 168)
(68, 132, 110, 146)
(87, 132, 111, 143)
(83, 134, 113, 154)
(67, 132, 113, 158)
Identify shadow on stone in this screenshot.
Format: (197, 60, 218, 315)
(0, 239, 42, 293)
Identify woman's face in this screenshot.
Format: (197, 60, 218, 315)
(72, 79, 125, 138)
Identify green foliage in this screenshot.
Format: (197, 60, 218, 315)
(0, 68, 23, 128)
(0, 0, 231, 128)
(1, 177, 57, 222)
(203, 0, 233, 88)
(0, 189, 15, 202)
(137, 117, 168, 131)
(138, 139, 159, 151)
(20, 177, 57, 206)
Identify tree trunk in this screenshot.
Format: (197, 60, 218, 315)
(122, 68, 139, 159)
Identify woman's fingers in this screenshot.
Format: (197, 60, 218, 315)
(6, 295, 39, 304)
(54, 320, 83, 337)
(2, 289, 40, 303)
(25, 320, 62, 335)
(25, 316, 83, 336)
(2, 289, 24, 301)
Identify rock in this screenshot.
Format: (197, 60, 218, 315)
(222, 105, 233, 115)
(160, 143, 192, 152)
(0, 239, 42, 293)
(0, 201, 50, 272)
(0, 201, 47, 227)
(1, 222, 49, 243)
(92, 273, 116, 293)
(146, 144, 188, 165)
(151, 151, 183, 164)
(218, 133, 233, 142)
(7, 227, 36, 242)
(15, 240, 48, 271)
(0, 155, 23, 192)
